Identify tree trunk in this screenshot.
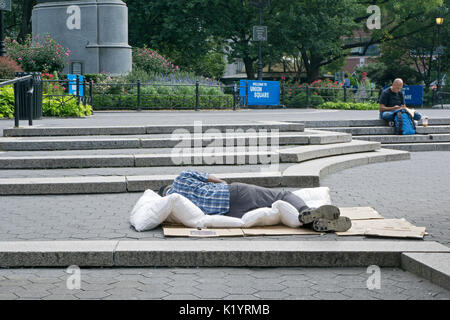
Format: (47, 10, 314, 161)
(243, 57, 256, 80)
(18, 0, 35, 42)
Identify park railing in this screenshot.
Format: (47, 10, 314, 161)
(0, 73, 42, 127)
(280, 85, 380, 108)
(86, 81, 235, 111)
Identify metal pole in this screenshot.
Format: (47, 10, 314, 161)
(257, 2, 263, 80)
(28, 78, 34, 126)
(437, 23, 441, 101)
(0, 11, 6, 57)
(195, 81, 199, 111)
(137, 79, 141, 111)
(76, 76, 80, 106)
(14, 82, 19, 127)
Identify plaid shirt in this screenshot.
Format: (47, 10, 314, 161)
(166, 169, 230, 215)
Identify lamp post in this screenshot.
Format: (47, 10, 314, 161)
(250, 0, 270, 80)
(0, 10, 5, 56)
(0, 0, 12, 57)
(436, 8, 444, 96)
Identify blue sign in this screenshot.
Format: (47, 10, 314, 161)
(67, 74, 84, 96)
(383, 85, 423, 106)
(239, 80, 280, 106)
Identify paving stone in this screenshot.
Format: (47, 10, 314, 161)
(163, 294, 201, 300)
(253, 290, 290, 299)
(74, 290, 111, 299)
(313, 292, 350, 300)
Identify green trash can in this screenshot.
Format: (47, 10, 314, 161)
(15, 72, 43, 120)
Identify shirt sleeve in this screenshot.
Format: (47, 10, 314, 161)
(378, 90, 388, 105)
(179, 169, 209, 182)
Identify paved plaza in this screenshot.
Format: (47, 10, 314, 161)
(0, 109, 449, 300)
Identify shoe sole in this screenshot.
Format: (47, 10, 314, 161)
(313, 216, 352, 232)
(299, 205, 340, 225)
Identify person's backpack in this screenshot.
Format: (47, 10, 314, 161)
(393, 110, 416, 135)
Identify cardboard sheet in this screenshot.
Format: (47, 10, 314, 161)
(339, 207, 384, 220)
(162, 207, 426, 239)
(336, 218, 426, 239)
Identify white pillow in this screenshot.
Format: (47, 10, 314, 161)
(292, 187, 331, 208)
(130, 187, 332, 231)
(130, 190, 173, 231)
(167, 193, 205, 228)
(196, 215, 245, 228)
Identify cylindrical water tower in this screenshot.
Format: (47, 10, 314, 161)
(32, 0, 132, 75)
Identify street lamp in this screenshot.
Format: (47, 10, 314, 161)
(436, 8, 444, 96)
(250, 0, 270, 80)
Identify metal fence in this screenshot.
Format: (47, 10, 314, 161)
(281, 85, 380, 108)
(86, 81, 236, 111)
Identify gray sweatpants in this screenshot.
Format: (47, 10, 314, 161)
(226, 182, 309, 218)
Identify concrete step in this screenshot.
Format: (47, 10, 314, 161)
(301, 118, 450, 127)
(282, 148, 410, 187)
(401, 253, 450, 291)
(0, 148, 407, 195)
(382, 142, 450, 152)
(2, 122, 305, 137)
(0, 240, 448, 267)
(0, 129, 351, 151)
(357, 134, 450, 144)
(321, 125, 450, 135)
(0, 140, 380, 169)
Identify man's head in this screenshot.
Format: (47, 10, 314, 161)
(391, 78, 403, 93)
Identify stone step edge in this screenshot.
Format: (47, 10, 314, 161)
(381, 143, 450, 152)
(401, 253, 450, 291)
(0, 148, 409, 195)
(0, 240, 448, 268)
(0, 130, 352, 151)
(0, 140, 380, 169)
(300, 118, 450, 127)
(2, 123, 305, 137)
(356, 134, 450, 143)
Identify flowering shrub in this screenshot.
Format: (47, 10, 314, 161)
(0, 56, 23, 79)
(132, 46, 179, 75)
(5, 34, 70, 73)
(317, 101, 378, 110)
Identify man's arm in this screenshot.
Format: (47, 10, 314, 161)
(379, 103, 403, 112)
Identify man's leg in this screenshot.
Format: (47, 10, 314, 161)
(227, 183, 350, 232)
(380, 111, 395, 122)
(413, 111, 422, 121)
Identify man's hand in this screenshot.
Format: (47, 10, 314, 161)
(208, 175, 227, 184)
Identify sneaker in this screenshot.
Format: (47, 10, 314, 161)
(388, 121, 395, 127)
(312, 216, 352, 232)
(298, 205, 340, 225)
(158, 184, 172, 197)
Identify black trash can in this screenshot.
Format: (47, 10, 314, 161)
(14, 72, 43, 120)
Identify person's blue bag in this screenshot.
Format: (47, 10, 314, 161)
(393, 110, 416, 135)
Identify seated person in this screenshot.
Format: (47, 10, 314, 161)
(159, 169, 351, 232)
(379, 78, 422, 125)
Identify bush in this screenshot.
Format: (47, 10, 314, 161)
(5, 34, 70, 73)
(317, 101, 379, 110)
(42, 95, 93, 117)
(0, 56, 23, 79)
(0, 85, 15, 118)
(132, 46, 179, 75)
(285, 91, 324, 107)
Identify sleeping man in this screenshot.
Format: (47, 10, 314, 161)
(159, 169, 351, 232)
